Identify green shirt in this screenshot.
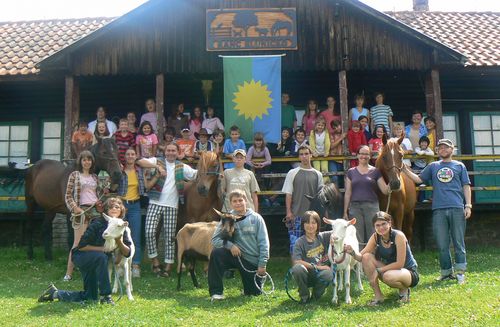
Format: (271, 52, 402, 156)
(281, 104, 296, 129)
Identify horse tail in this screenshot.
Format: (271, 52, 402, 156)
(25, 166, 36, 260)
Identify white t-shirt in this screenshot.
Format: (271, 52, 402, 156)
(315, 131, 326, 155)
(144, 157, 197, 208)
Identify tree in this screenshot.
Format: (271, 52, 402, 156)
(233, 11, 258, 37)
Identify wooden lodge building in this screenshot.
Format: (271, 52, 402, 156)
(1, 0, 499, 206)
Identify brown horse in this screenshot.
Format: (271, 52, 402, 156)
(375, 134, 417, 242)
(178, 151, 223, 228)
(25, 137, 122, 260)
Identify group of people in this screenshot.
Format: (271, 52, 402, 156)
(38, 95, 471, 306)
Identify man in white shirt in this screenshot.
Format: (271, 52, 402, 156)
(88, 106, 117, 135)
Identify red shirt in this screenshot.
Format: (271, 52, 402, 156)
(347, 129, 367, 154)
(369, 138, 383, 154)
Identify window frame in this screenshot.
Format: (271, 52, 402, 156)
(40, 119, 64, 161)
(0, 121, 32, 167)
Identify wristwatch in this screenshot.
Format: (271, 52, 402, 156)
(464, 204, 472, 209)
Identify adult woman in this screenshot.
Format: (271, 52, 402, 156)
(127, 111, 138, 134)
(345, 212, 419, 305)
(63, 150, 103, 281)
(201, 105, 224, 135)
(167, 103, 188, 138)
(343, 145, 390, 245)
(189, 106, 203, 140)
(118, 147, 146, 278)
(290, 211, 333, 303)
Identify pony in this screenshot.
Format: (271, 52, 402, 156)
(375, 134, 417, 242)
(306, 182, 344, 220)
(178, 151, 222, 228)
(25, 137, 122, 260)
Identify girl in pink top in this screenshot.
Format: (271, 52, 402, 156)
(319, 96, 341, 135)
(136, 121, 159, 158)
(189, 106, 203, 140)
(202, 105, 224, 134)
(302, 99, 319, 137)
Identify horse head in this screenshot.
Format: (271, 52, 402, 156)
(376, 134, 405, 191)
(196, 151, 221, 197)
(305, 183, 343, 219)
(91, 137, 122, 189)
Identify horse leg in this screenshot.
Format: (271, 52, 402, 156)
(403, 209, 416, 244)
(42, 212, 55, 261)
(25, 199, 36, 260)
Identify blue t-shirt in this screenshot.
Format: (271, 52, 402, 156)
(419, 160, 471, 210)
(223, 138, 246, 169)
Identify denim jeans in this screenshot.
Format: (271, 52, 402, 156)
(124, 201, 142, 265)
(349, 201, 379, 245)
(57, 250, 111, 302)
(432, 208, 467, 275)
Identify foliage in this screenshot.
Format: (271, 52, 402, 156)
(0, 247, 498, 326)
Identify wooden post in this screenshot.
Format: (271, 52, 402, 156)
(156, 73, 165, 137)
(339, 70, 349, 148)
(64, 75, 79, 160)
(425, 69, 444, 140)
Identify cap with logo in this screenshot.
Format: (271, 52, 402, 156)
(437, 138, 454, 148)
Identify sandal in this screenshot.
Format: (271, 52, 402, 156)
(399, 289, 410, 303)
(367, 299, 384, 306)
(152, 265, 169, 278)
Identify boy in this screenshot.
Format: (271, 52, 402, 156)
(176, 128, 196, 161)
(290, 128, 309, 168)
(194, 128, 214, 158)
(208, 189, 270, 300)
(71, 120, 93, 159)
(222, 149, 260, 213)
(370, 92, 393, 136)
(114, 118, 136, 165)
(347, 120, 367, 168)
(223, 125, 246, 169)
(414, 136, 435, 202)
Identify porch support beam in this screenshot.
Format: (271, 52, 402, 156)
(425, 69, 444, 140)
(64, 75, 79, 160)
(156, 73, 165, 137)
(339, 70, 349, 151)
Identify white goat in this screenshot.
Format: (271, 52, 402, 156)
(102, 214, 135, 301)
(323, 218, 363, 304)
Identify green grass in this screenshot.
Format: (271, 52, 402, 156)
(0, 247, 498, 326)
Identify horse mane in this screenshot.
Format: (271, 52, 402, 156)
(197, 151, 219, 172)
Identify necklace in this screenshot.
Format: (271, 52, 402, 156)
(382, 237, 391, 245)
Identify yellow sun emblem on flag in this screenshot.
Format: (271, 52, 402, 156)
(233, 79, 273, 120)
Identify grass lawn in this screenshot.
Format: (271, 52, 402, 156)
(0, 246, 498, 326)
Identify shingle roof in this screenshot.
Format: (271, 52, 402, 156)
(388, 11, 500, 66)
(0, 18, 113, 76)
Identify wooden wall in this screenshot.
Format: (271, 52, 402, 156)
(53, 0, 436, 76)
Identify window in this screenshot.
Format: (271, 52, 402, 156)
(41, 121, 63, 161)
(0, 123, 30, 167)
(443, 113, 460, 154)
(472, 113, 500, 162)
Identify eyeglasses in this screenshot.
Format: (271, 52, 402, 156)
(374, 221, 389, 228)
(358, 152, 371, 156)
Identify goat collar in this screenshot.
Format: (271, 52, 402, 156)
(330, 245, 347, 265)
(235, 214, 248, 222)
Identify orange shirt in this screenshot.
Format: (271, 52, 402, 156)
(176, 139, 195, 157)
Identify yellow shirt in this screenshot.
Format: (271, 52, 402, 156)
(124, 169, 140, 201)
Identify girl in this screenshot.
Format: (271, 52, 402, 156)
(157, 127, 176, 156)
(92, 121, 111, 145)
(276, 127, 293, 157)
(291, 211, 334, 303)
(167, 103, 188, 138)
(63, 150, 103, 281)
(329, 120, 346, 186)
(424, 116, 437, 151)
(345, 212, 419, 305)
(39, 197, 132, 305)
(301, 99, 319, 136)
(319, 96, 341, 135)
(349, 94, 370, 130)
(369, 125, 385, 161)
(309, 118, 330, 182)
(391, 124, 413, 167)
(347, 120, 367, 168)
(246, 132, 272, 189)
(212, 128, 225, 157)
(127, 111, 138, 134)
(202, 105, 224, 135)
(140, 98, 165, 134)
(136, 121, 158, 159)
(189, 106, 204, 140)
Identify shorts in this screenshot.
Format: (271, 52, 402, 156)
(409, 267, 420, 288)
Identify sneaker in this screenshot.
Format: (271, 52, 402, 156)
(63, 274, 72, 282)
(100, 295, 115, 305)
(456, 274, 465, 285)
(132, 266, 141, 278)
(210, 294, 225, 302)
(436, 274, 456, 282)
(38, 283, 58, 302)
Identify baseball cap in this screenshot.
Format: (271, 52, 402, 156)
(233, 149, 246, 157)
(181, 128, 191, 133)
(437, 138, 454, 148)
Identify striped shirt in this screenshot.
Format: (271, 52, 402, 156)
(114, 131, 136, 164)
(370, 104, 393, 134)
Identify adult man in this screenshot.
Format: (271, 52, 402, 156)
(209, 189, 270, 301)
(222, 149, 260, 213)
(403, 139, 472, 284)
(282, 145, 324, 253)
(405, 110, 427, 150)
(281, 92, 297, 131)
(137, 143, 197, 276)
(88, 106, 117, 135)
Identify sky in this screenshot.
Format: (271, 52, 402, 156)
(0, 0, 499, 21)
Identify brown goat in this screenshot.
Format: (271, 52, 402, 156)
(176, 209, 241, 291)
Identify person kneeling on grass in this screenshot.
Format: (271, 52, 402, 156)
(208, 189, 270, 301)
(291, 210, 334, 303)
(38, 198, 132, 305)
(345, 211, 419, 306)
